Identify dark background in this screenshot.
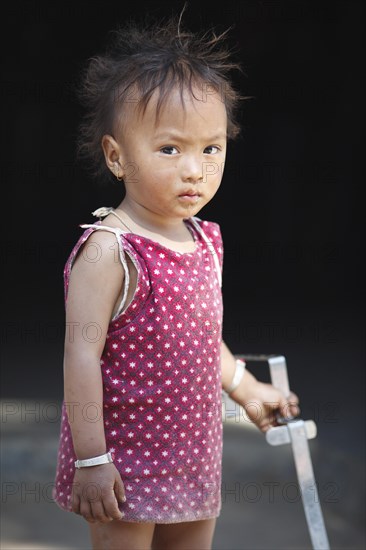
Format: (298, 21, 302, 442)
(1, 0, 365, 459)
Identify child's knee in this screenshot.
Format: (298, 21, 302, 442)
(152, 519, 216, 550)
(89, 520, 155, 550)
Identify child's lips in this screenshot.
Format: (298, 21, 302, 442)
(178, 190, 201, 202)
(178, 192, 200, 203)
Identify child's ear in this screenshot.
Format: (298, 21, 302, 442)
(102, 134, 124, 179)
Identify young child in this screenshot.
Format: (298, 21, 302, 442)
(53, 13, 299, 550)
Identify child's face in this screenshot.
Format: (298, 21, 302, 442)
(111, 85, 227, 223)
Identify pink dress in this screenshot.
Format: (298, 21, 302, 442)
(53, 208, 224, 523)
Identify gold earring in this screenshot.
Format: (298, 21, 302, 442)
(114, 163, 123, 181)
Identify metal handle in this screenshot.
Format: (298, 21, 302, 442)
(236, 354, 329, 549)
(267, 355, 290, 397)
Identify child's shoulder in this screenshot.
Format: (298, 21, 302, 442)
(73, 220, 120, 252)
(64, 219, 124, 274)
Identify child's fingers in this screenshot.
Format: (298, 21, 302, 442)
(71, 491, 81, 515)
(287, 391, 300, 417)
(103, 491, 124, 521)
(114, 476, 127, 505)
(288, 391, 299, 406)
(289, 402, 300, 417)
(90, 500, 114, 523)
(278, 391, 300, 419)
(79, 500, 96, 523)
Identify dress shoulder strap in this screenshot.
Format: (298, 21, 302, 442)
(188, 217, 222, 288)
(78, 220, 131, 320)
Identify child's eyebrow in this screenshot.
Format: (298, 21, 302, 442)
(154, 131, 227, 143)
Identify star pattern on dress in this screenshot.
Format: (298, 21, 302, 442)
(53, 217, 224, 523)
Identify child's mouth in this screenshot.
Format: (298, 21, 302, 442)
(178, 191, 200, 203)
(179, 195, 199, 203)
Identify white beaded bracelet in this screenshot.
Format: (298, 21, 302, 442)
(225, 359, 246, 395)
(74, 451, 114, 469)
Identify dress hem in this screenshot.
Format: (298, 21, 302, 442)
(52, 496, 221, 524)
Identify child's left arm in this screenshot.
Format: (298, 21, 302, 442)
(221, 341, 300, 432)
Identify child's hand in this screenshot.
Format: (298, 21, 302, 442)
(230, 371, 300, 433)
(243, 381, 300, 432)
(71, 463, 126, 523)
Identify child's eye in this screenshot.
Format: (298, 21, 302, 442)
(204, 146, 220, 154)
(160, 146, 178, 155)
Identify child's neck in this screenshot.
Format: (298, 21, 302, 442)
(116, 202, 189, 237)
(113, 202, 196, 252)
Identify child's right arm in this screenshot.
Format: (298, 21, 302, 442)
(63, 230, 126, 523)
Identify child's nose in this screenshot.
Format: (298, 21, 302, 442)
(181, 155, 203, 182)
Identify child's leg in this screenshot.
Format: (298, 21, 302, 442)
(89, 520, 155, 550)
(152, 518, 217, 550)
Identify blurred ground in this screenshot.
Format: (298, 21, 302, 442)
(1, 399, 365, 550)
